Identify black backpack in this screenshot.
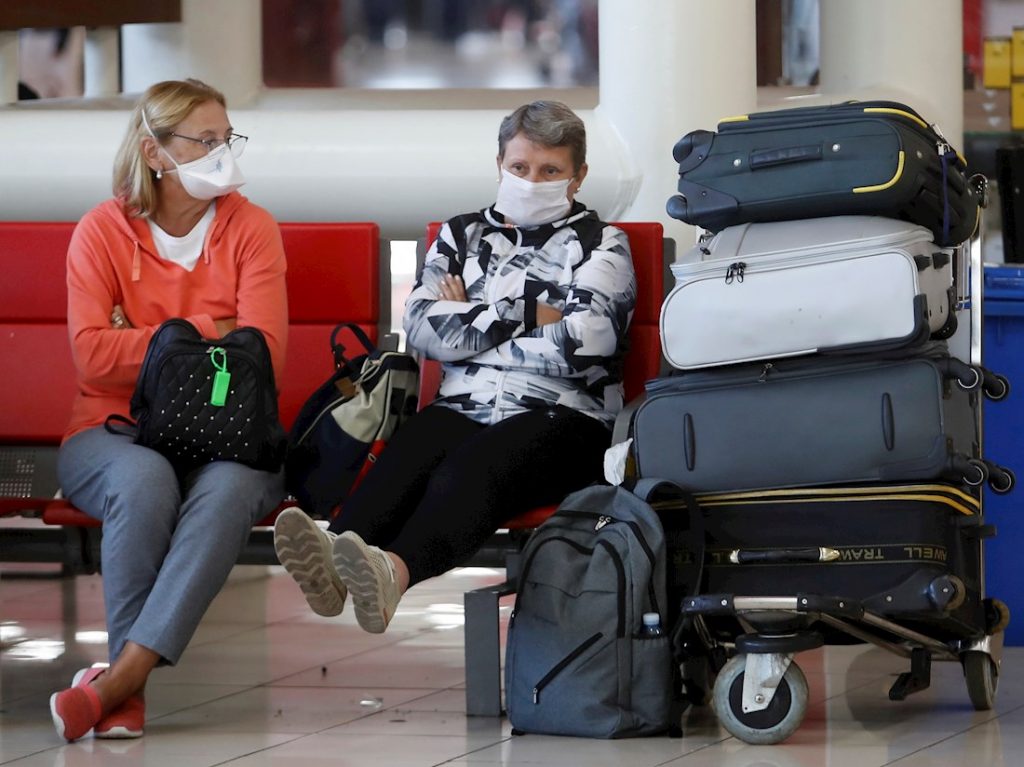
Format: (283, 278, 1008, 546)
(108, 318, 286, 473)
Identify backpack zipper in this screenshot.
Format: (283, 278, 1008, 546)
(558, 510, 661, 617)
(532, 631, 604, 704)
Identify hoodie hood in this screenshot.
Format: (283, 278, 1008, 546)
(97, 192, 249, 281)
(484, 199, 593, 231)
(483, 200, 597, 248)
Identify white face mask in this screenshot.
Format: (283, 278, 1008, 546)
(159, 143, 246, 200)
(494, 169, 572, 227)
(143, 111, 246, 200)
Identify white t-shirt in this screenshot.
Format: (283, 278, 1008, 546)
(147, 203, 216, 271)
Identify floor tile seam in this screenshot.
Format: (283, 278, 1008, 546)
(380, 684, 469, 711)
(0, 741, 69, 765)
(138, 680, 453, 724)
(806, 672, 897, 707)
(185, 611, 418, 646)
(651, 734, 734, 766)
(203, 732, 313, 767)
(879, 699, 1024, 765)
(255, 640, 428, 686)
(429, 733, 515, 765)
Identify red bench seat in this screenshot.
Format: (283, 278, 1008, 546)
(1, 221, 386, 561)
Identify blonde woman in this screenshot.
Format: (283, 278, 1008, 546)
(49, 79, 287, 742)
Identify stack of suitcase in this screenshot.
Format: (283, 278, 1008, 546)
(624, 101, 1016, 744)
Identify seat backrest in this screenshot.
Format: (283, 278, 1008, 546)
(417, 221, 668, 407)
(0, 221, 385, 442)
(278, 222, 382, 429)
(0, 222, 78, 442)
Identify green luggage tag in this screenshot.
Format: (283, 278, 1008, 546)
(209, 347, 230, 407)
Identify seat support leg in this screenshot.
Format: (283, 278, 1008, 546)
(464, 578, 515, 716)
(463, 551, 522, 718)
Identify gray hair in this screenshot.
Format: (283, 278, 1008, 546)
(113, 78, 226, 217)
(498, 100, 587, 172)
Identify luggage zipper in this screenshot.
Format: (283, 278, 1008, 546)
(724, 261, 747, 284)
(559, 510, 662, 617)
(532, 631, 604, 704)
(757, 362, 774, 383)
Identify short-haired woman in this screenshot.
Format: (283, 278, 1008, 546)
(275, 100, 636, 635)
(49, 79, 288, 741)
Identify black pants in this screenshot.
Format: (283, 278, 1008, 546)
(328, 404, 611, 586)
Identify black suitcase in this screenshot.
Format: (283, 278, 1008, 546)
(662, 483, 988, 642)
(666, 101, 980, 247)
(624, 345, 1012, 494)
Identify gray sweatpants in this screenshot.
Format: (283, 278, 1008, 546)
(57, 426, 284, 665)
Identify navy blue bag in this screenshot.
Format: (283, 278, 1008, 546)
(284, 323, 419, 519)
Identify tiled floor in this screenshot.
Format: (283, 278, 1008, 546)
(2, 563, 1021, 767)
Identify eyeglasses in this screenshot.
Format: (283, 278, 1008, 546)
(168, 132, 248, 158)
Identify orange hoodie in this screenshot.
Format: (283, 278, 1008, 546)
(64, 192, 288, 442)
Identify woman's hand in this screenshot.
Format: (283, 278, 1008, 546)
(536, 303, 562, 327)
(110, 305, 133, 330)
(437, 274, 467, 302)
(214, 318, 238, 337)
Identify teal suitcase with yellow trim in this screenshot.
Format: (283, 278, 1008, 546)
(666, 100, 980, 247)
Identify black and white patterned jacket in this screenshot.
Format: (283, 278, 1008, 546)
(404, 202, 637, 427)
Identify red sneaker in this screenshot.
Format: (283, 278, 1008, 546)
(49, 667, 104, 741)
(95, 693, 145, 739)
(69, 664, 146, 739)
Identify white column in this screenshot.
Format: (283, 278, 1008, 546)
(0, 31, 18, 105)
(121, 0, 262, 106)
(84, 27, 120, 97)
(819, 0, 963, 149)
(598, 0, 758, 248)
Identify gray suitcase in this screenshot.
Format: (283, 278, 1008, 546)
(623, 345, 1000, 494)
(660, 216, 956, 370)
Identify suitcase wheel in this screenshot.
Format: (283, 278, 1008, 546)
(712, 653, 808, 745)
(962, 650, 998, 711)
(954, 366, 982, 392)
(932, 309, 958, 340)
(983, 597, 1011, 635)
(986, 463, 1015, 494)
(666, 194, 689, 222)
(982, 373, 1011, 402)
(952, 457, 989, 487)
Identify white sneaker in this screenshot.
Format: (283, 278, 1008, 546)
(332, 531, 401, 634)
(274, 508, 346, 617)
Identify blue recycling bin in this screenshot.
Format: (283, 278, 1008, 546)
(983, 266, 1024, 645)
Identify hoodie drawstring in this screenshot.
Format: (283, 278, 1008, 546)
(131, 241, 140, 282)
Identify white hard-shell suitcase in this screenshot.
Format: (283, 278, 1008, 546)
(660, 216, 956, 370)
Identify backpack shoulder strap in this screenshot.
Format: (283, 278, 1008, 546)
(440, 212, 482, 277)
(567, 213, 607, 257)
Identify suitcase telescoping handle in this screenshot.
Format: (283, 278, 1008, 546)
(729, 547, 840, 565)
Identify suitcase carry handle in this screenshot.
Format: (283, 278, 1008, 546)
(748, 144, 822, 170)
(729, 547, 839, 565)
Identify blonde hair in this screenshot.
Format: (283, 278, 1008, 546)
(112, 79, 227, 217)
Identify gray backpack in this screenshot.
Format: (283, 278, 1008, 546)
(504, 481, 674, 738)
